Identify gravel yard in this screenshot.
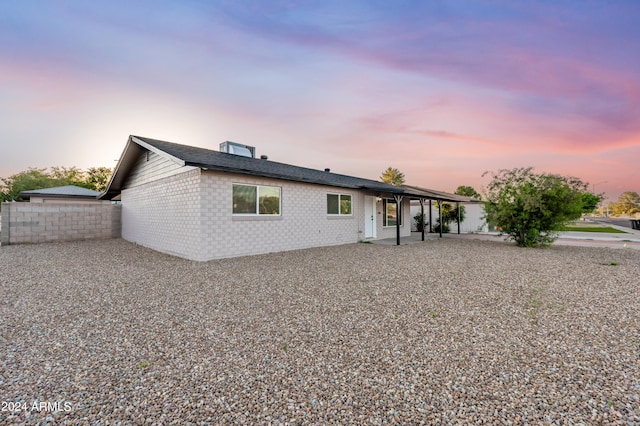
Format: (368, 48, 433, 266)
(1, 238, 639, 424)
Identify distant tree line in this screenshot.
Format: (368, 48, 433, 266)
(0, 166, 113, 202)
(608, 192, 640, 215)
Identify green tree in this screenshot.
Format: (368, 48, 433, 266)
(483, 167, 587, 247)
(0, 166, 113, 202)
(0, 168, 67, 202)
(581, 192, 602, 214)
(86, 167, 113, 192)
(380, 167, 405, 186)
(454, 185, 482, 200)
(609, 191, 640, 215)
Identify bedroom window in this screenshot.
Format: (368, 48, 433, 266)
(233, 184, 281, 215)
(383, 199, 401, 226)
(327, 194, 352, 215)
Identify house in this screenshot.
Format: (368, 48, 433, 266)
(101, 136, 477, 261)
(102, 136, 414, 260)
(19, 185, 103, 203)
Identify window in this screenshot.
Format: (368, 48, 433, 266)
(383, 199, 401, 226)
(327, 194, 352, 215)
(233, 184, 281, 215)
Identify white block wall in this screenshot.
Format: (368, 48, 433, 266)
(375, 197, 412, 241)
(410, 201, 487, 233)
(198, 171, 364, 260)
(120, 168, 413, 261)
(121, 168, 203, 259)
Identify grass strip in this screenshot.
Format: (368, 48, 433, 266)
(562, 226, 627, 233)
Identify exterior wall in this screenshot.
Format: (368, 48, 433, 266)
(124, 150, 190, 188)
(121, 168, 203, 259)
(375, 197, 412, 240)
(197, 171, 365, 260)
(118, 165, 412, 261)
(0, 201, 121, 245)
(410, 201, 487, 233)
(28, 196, 104, 204)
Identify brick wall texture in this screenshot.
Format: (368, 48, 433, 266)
(0, 202, 121, 245)
(121, 168, 411, 261)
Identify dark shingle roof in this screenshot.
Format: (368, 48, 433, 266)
(101, 136, 405, 199)
(101, 135, 473, 202)
(139, 136, 404, 193)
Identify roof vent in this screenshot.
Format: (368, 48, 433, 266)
(220, 141, 255, 158)
(324, 168, 331, 172)
(260, 155, 268, 160)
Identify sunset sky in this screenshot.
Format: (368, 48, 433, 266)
(1, 1, 638, 201)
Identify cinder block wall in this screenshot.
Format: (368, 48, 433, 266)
(0, 202, 121, 245)
(197, 171, 400, 261)
(121, 168, 202, 259)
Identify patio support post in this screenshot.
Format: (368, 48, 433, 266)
(419, 198, 425, 241)
(457, 202, 461, 234)
(438, 199, 443, 238)
(393, 194, 403, 245)
(429, 200, 433, 233)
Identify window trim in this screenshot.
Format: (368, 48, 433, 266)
(383, 198, 402, 227)
(327, 193, 353, 216)
(232, 183, 282, 216)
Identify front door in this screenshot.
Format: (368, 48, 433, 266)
(364, 196, 376, 239)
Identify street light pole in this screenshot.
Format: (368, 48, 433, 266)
(592, 181, 607, 217)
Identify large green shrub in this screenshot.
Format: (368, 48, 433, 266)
(483, 167, 586, 247)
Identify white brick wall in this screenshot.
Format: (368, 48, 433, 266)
(122, 168, 202, 259)
(198, 171, 364, 260)
(375, 197, 412, 240)
(410, 201, 487, 233)
(119, 168, 412, 261)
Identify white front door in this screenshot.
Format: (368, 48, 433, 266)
(364, 196, 376, 239)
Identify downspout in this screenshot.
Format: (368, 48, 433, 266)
(457, 202, 461, 234)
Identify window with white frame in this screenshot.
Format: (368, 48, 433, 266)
(233, 184, 281, 215)
(327, 193, 352, 215)
(383, 199, 401, 226)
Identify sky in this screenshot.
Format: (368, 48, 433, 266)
(1, 0, 639, 201)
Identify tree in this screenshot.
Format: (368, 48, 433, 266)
(454, 185, 482, 200)
(0, 166, 113, 202)
(580, 192, 602, 214)
(380, 167, 405, 186)
(483, 167, 587, 247)
(86, 167, 113, 192)
(609, 192, 640, 215)
(0, 168, 66, 202)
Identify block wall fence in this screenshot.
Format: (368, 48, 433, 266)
(0, 202, 121, 245)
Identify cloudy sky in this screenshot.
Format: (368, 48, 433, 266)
(1, 1, 638, 200)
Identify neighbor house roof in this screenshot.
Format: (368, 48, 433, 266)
(20, 185, 101, 200)
(101, 135, 472, 202)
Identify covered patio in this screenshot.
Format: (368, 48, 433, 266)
(381, 184, 482, 245)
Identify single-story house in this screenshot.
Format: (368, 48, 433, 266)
(19, 185, 103, 203)
(101, 136, 476, 261)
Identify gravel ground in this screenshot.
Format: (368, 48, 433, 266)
(1, 238, 639, 425)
